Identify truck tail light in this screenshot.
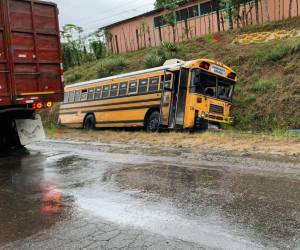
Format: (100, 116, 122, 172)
(200, 61, 210, 70)
(33, 102, 44, 109)
(46, 101, 53, 108)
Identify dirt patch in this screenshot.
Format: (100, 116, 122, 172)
(47, 128, 300, 158)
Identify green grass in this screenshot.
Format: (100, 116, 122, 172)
(253, 79, 276, 93)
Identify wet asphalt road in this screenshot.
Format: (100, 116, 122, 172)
(0, 139, 300, 250)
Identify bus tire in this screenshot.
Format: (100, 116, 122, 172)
(84, 114, 96, 130)
(146, 111, 160, 133)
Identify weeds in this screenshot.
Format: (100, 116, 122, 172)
(97, 57, 128, 78)
(253, 79, 276, 93)
(255, 39, 300, 64)
(145, 42, 182, 68)
(255, 44, 290, 64)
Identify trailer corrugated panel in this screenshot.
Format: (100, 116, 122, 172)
(0, 0, 63, 107)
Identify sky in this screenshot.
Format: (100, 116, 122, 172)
(52, 0, 156, 35)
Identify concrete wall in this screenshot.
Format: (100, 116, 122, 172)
(105, 0, 300, 54)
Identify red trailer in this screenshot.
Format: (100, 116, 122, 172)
(0, 0, 63, 149)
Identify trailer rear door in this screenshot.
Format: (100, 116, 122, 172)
(0, 0, 63, 107)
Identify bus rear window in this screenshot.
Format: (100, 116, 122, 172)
(128, 81, 137, 94)
(119, 82, 128, 96)
(138, 79, 148, 93)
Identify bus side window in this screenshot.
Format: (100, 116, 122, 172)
(128, 81, 137, 94)
(110, 84, 119, 97)
(160, 74, 172, 89)
(81, 89, 88, 101)
(95, 87, 102, 100)
(149, 77, 159, 92)
(119, 82, 128, 96)
(64, 92, 69, 103)
(87, 88, 95, 100)
(74, 90, 81, 102)
(68, 91, 75, 103)
(102, 85, 110, 98)
(138, 79, 148, 93)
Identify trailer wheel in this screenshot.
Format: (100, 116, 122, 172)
(146, 111, 160, 133)
(84, 114, 96, 130)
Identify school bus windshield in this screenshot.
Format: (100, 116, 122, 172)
(190, 69, 235, 102)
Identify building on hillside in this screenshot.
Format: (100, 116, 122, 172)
(101, 0, 299, 54)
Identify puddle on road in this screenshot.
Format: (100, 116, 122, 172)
(0, 152, 75, 245)
(103, 164, 300, 249)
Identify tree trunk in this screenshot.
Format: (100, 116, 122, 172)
(288, 0, 293, 18)
(136, 29, 140, 50)
(216, 0, 221, 32)
(263, 0, 270, 21)
(172, 25, 176, 43)
(278, 0, 281, 20)
(228, 7, 234, 29)
(255, 0, 259, 24)
(158, 25, 163, 42)
(184, 18, 189, 39)
(282, 0, 285, 19)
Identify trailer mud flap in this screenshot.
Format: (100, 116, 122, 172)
(15, 115, 45, 145)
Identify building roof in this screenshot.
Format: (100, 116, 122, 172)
(102, 8, 162, 29)
(101, 0, 199, 29)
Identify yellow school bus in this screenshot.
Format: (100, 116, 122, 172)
(59, 59, 237, 132)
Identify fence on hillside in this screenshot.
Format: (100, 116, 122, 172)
(106, 0, 300, 54)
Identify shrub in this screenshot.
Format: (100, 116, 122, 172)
(97, 57, 128, 78)
(144, 42, 182, 68)
(65, 72, 83, 84)
(255, 44, 290, 64)
(145, 52, 164, 68)
(253, 79, 275, 93)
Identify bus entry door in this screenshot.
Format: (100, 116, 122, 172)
(160, 73, 173, 126)
(170, 68, 188, 128)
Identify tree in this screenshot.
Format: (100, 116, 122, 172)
(154, 0, 178, 42)
(221, 0, 234, 29)
(61, 24, 85, 69)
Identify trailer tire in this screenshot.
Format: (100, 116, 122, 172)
(83, 114, 96, 130)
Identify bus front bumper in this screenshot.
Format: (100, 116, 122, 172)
(199, 111, 233, 124)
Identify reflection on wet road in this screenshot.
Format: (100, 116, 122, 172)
(0, 140, 299, 249)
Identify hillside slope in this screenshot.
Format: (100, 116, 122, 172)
(64, 18, 300, 131)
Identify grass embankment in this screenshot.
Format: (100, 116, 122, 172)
(64, 17, 300, 131)
(46, 128, 300, 157)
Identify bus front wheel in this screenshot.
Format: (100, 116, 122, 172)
(84, 114, 96, 130)
(146, 111, 160, 133)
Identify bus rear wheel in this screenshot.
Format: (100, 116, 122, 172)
(84, 114, 96, 130)
(146, 111, 160, 133)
